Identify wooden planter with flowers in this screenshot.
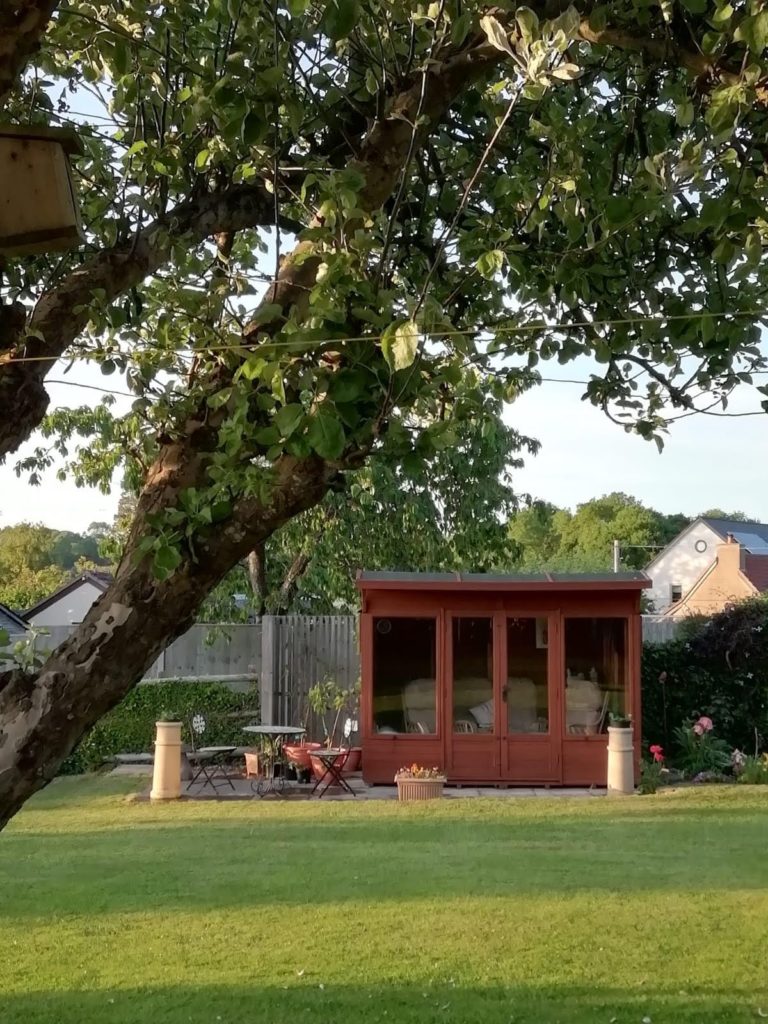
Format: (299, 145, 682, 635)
(395, 764, 446, 801)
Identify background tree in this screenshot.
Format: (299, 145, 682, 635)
(203, 385, 535, 617)
(0, 522, 107, 608)
(1, 1, 768, 826)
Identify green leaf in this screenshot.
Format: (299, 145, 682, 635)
(480, 14, 516, 56)
(321, 0, 360, 40)
(515, 7, 539, 44)
(241, 112, 264, 145)
(101, 359, 116, 375)
(676, 100, 694, 126)
(734, 11, 768, 53)
(274, 404, 305, 437)
(381, 319, 419, 372)
(207, 387, 233, 409)
(113, 41, 130, 76)
(210, 499, 232, 522)
(0, 627, 9, 648)
(451, 11, 472, 45)
(287, 0, 309, 14)
(476, 250, 505, 280)
(330, 369, 367, 402)
(306, 409, 346, 459)
(550, 63, 582, 80)
(154, 545, 182, 577)
(365, 68, 378, 94)
(680, 0, 707, 12)
(195, 148, 210, 171)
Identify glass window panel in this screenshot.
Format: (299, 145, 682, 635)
(373, 617, 436, 734)
(452, 617, 493, 733)
(564, 617, 627, 735)
(506, 617, 548, 733)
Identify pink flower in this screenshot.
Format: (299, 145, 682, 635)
(693, 722, 704, 735)
(649, 744, 664, 763)
(696, 716, 713, 733)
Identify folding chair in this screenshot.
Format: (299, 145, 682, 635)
(185, 713, 236, 793)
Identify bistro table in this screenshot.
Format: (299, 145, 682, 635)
(311, 748, 356, 799)
(242, 724, 306, 796)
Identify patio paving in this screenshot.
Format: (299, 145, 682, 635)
(125, 769, 606, 801)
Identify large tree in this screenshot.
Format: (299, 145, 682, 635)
(1, 0, 767, 826)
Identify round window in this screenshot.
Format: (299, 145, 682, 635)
(694, 539, 708, 553)
(376, 619, 392, 635)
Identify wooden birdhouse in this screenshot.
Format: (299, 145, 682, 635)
(0, 125, 84, 256)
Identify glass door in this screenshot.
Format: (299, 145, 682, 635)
(501, 615, 561, 783)
(446, 615, 501, 781)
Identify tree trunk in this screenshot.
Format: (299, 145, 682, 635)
(273, 550, 313, 615)
(0, 454, 333, 829)
(246, 543, 267, 616)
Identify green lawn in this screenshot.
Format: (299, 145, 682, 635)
(1, 779, 767, 1024)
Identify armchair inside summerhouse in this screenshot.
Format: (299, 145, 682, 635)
(357, 571, 650, 787)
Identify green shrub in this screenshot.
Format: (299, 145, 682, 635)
(737, 755, 768, 785)
(643, 596, 768, 754)
(61, 681, 258, 774)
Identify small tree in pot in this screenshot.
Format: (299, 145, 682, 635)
(307, 678, 361, 779)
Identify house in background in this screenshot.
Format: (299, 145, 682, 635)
(24, 570, 112, 627)
(0, 603, 28, 640)
(645, 517, 768, 613)
(664, 535, 768, 619)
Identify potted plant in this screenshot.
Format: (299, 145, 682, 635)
(307, 678, 362, 779)
(609, 712, 632, 730)
(394, 764, 446, 802)
(282, 695, 323, 773)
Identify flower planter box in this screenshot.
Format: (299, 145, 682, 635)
(395, 776, 446, 802)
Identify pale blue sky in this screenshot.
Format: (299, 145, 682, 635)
(1, 355, 766, 531)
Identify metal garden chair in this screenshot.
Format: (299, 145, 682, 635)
(185, 712, 237, 793)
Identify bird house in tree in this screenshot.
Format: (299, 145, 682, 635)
(0, 125, 84, 256)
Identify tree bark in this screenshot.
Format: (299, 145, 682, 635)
(246, 543, 267, 617)
(0, 454, 334, 828)
(0, 183, 296, 460)
(0, 0, 58, 107)
(274, 549, 313, 615)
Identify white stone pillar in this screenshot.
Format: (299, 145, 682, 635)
(607, 726, 635, 795)
(150, 721, 182, 801)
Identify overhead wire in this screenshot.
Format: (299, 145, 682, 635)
(3, 305, 768, 365)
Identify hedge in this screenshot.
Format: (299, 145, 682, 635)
(642, 597, 768, 755)
(62, 680, 259, 774)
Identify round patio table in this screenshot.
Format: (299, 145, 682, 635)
(242, 725, 306, 796)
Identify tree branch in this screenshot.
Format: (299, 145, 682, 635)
(0, 0, 58, 107)
(0, 183, 301, 460)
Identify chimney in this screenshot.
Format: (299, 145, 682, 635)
(717, 535, 745, 571)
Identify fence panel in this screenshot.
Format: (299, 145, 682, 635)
(642, 615, 678, 645)
(270, 615, 358, 735)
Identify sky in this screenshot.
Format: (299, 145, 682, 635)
(1, 356, 766, 532)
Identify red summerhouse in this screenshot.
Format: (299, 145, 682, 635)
(357, 571, 650, 787)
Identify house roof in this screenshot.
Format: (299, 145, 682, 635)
(702, 518, 768, 552)
(24, 570, 113, 618)
(646, 516, 768, 572)
(356, 570, 650, 592)
(743, 555, 768, 593)
(0, 603, 28, 631)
